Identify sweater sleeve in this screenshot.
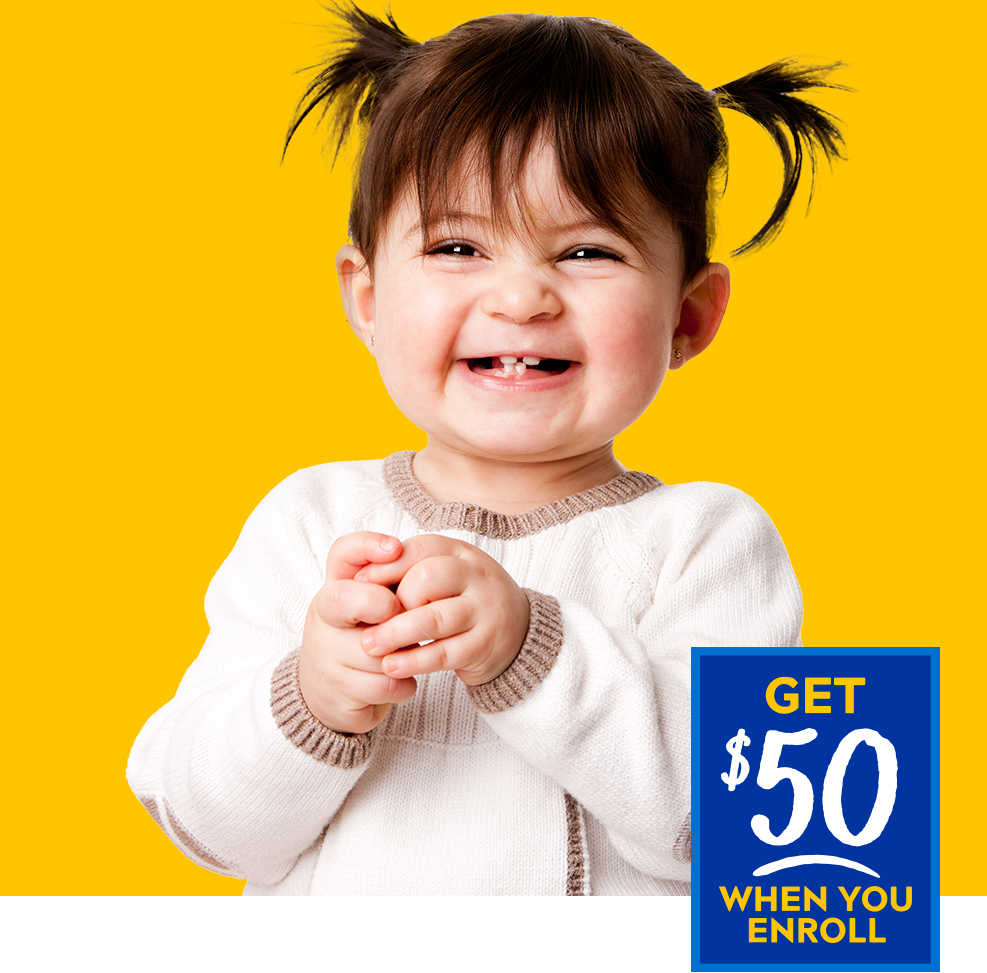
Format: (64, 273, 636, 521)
(126, 472, 378, 886)
(467, 484, 802, 882)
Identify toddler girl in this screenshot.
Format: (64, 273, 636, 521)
(128, 5, 845, 895)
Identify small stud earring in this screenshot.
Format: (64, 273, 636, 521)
(672, 348, 682, 362)
(370, 333, 375, 348)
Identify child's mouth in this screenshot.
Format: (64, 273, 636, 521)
(467, 355, 572, 378)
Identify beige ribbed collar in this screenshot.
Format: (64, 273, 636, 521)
(383, 450, 660, 540)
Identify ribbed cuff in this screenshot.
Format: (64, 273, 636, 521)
(466, 589, 563, 713)
(271, 650, 376, 768)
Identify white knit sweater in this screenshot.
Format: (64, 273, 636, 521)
(127, 452, 802, 895)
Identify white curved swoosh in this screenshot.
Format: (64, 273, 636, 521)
(753, 855, 880, 878)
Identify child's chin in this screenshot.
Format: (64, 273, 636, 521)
(450, 434, 576, 463)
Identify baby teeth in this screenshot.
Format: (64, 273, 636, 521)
(495, 355, 540, 377)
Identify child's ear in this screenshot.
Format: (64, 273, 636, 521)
(336, 244, 375, 353)
(669, 262, 730, 368)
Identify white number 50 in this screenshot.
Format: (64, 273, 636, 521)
(751, 728, 897, 846)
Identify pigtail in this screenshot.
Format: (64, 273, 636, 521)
(283, 4, 418, 160)
(714, 59, 848, 255)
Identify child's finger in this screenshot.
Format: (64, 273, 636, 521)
(353, 534, 463, 586)
(394, 555, 469, 610)
(340, 668, 418, 707)
(377, 632, 480, 680)
(313, 672, 417, 734)
(324, 532, 402, 582)
(303, 627, 390, 676)
(361, 596, 474, 657)
(314, 579, 403, 629)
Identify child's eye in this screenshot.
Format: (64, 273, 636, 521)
(427, 240, 480, 258)
(563, 246, 624, 262)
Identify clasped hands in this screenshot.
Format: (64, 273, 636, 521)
(299, 532, 531, 734)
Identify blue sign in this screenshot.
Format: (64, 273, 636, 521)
(692, 647, 939, 971)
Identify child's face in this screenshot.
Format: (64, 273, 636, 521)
(338, 143, 726, 468)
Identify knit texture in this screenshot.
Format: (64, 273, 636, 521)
(128, 453, 802, 895)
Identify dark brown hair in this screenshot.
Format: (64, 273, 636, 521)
(285, 5, 847, 279)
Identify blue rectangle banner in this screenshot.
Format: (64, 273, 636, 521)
(692, 647, 939, 971)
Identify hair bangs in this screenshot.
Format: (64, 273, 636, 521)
(287, 7, 847, 280)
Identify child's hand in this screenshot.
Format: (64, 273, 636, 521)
(299, 532, 418, 734)
(353, 535, 531, 686)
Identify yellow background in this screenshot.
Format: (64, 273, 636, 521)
(4, 1, 981, 895)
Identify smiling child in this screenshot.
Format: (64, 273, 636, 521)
(128, 6, 845, 895)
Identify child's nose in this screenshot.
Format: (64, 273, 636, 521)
(480, 270, 563, 324)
